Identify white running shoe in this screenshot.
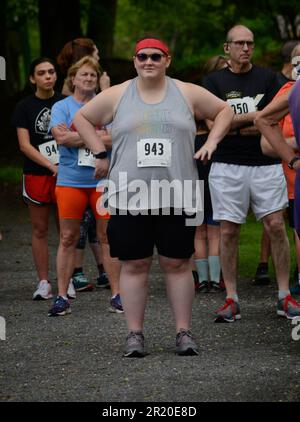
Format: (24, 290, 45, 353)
(33, 280, 53, 300)
(67, 279, 76, 299)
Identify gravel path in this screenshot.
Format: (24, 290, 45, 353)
(1, 187, 300, 402)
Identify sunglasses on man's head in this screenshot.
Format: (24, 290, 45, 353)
(135, 53, 166, 62)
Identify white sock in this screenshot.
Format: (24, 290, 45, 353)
(278, 290, 290, 300)
(227, 293, 239, 302)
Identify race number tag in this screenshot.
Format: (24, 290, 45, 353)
(137, 138, 172, 167)
(78, 147, 96, 167)
(38, 140, 59, 165)
(227, 96, 256, 114)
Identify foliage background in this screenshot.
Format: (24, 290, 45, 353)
(0, 0, 300, 162)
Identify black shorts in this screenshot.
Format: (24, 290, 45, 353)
(107, 210, 196, 260)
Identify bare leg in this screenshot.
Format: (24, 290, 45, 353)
(89, 241, 102, 266)
(28, 204, 50, 281)
(263, 211, 290, 290)
(56, 219, 81, 297)
(194, 225, 208, 259)
(219, 221, 241, 296)
(259, 227, 271, 263)
(159, 256, 194, 332)
(120, 258, 152, 332)
(207, 225, 220, 257)
(96, 219, 121, 296)
(74, 249, 85, 269)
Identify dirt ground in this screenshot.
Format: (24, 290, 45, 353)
(0, 185, 300, 403)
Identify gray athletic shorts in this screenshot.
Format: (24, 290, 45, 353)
(209, 163, 288, 224)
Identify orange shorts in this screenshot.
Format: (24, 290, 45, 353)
(55, 186, 110, 220)
(23, 174, 57, 205)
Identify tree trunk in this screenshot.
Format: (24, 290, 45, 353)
(38, 0, 82, 60)
(87, 0, 117, 58)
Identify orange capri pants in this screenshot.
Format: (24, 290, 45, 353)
(55, 186, 109, 220)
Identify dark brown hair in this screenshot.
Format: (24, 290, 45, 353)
(57, 38, 96, 75)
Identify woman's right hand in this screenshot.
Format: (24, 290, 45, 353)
(94, 158, 109, 179)
(100, 71, 110, 91)
(49, 163, 58, 176)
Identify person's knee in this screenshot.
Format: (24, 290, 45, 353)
(98, 231, 108, 244)
(32, 225, 48, 240)
(264, 216, 286, 239)
(220, 223, 239, 240)
(160, 257, 190, 274)
(60, 230, 79, 248)
(123, 258, 152, 275)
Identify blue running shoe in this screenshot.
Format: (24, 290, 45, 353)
(48, 296, 71, 317)
(96, 272, 110, 289)
(109, 294, 124, 313)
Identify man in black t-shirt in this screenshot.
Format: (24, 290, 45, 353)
(202, 25, 300, 322)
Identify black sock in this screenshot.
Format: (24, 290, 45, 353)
(73, 267, 83, 276)
(98, 264, 104, 275)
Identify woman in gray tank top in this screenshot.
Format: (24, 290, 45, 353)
(74, 37, 233, 357)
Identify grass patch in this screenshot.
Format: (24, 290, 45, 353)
(239, 213, 296, 278)
(0, 166, 22, 184)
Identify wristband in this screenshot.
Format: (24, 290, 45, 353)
(94, 151, 108, 159)
(288, 156, 300, 169)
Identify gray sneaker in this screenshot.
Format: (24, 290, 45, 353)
(123, 331, 146, 358)
(214, 298, 241, 323)
(277, 294, 300, 319)
(175, 329, 199, 356)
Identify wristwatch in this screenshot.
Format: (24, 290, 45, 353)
(288, 156, 300, 169)
(94, 151, 108, 159)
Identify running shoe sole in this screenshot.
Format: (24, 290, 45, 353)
(74, 284, 94, 292)
(33, 294, 53, 301)
(48, 308, 72, 317)
(277, 310, 300, 319)
(214, 314, 241, 323)
(109, 306, 124, 314)
(176, 347, 199, 356)
(123, 350, 147, 358)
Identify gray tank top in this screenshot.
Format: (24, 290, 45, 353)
(108, 76, 200, 212)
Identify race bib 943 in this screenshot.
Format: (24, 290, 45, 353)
(137, 138, 172, 167)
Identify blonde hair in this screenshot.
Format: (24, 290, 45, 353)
(66, 56, 101, 93)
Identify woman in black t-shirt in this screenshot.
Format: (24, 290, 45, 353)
(12, 57, 63, 301)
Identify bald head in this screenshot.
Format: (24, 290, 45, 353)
(226, 25, 254, 42)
